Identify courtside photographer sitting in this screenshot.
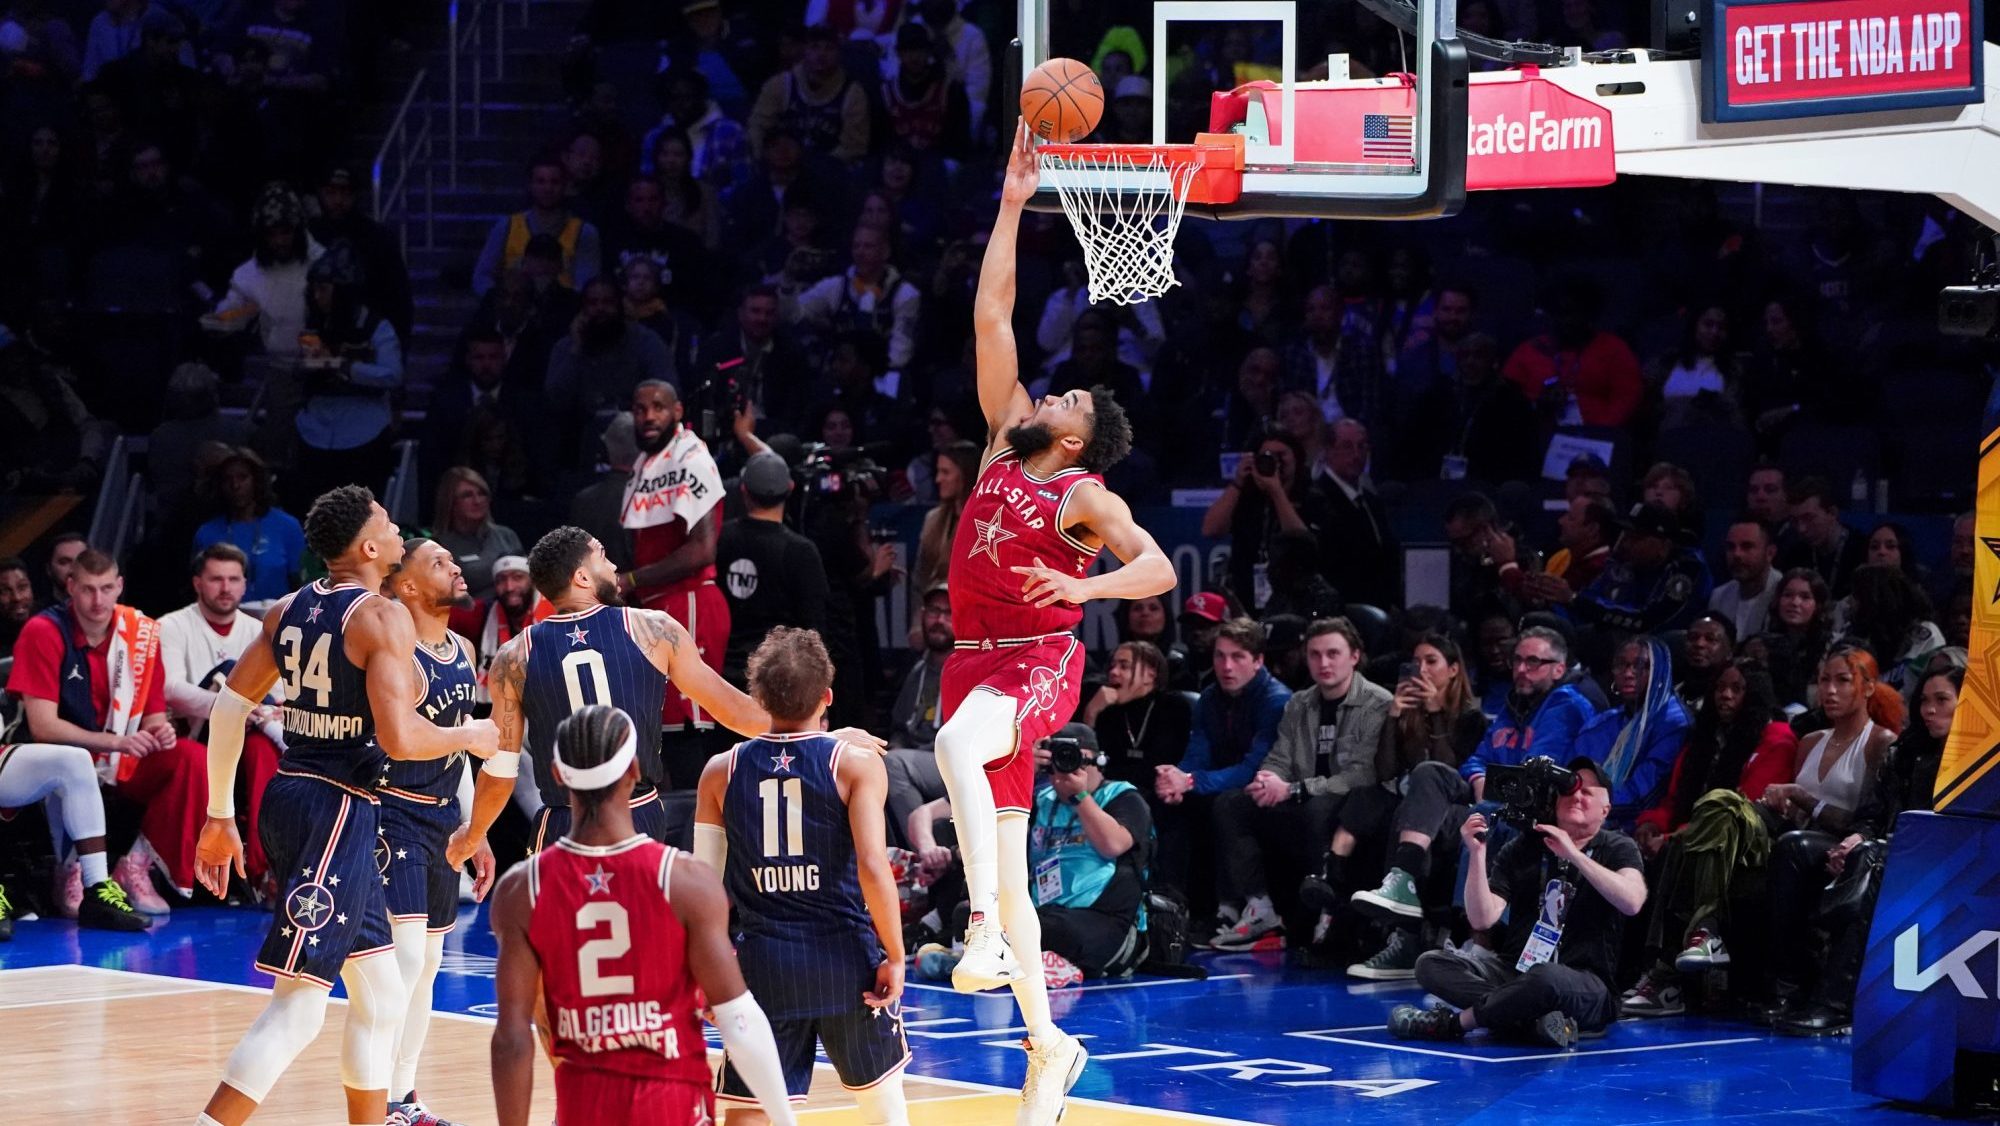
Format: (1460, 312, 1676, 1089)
(1028, 723, 1154, 983)
(1388, 756, 1647, 1049)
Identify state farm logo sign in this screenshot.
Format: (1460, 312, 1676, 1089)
(1465, 73, 1616, 191)
(1703, 0, 1983, 121)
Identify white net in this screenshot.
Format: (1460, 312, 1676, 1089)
(1039, 148, 1200, 307)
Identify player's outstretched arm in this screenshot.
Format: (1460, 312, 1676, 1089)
(973, 119, 1038, 444)
(630, 608, 774, 737)
(838, 748, 905, 1008)
(196, 597, 292, 896)
(453, 633, 529, 864)
(360, 600, 501, 762)
(673, 858, 799, 1126)
(1013, 485, 1177, 609)
(489, 867, 539, 1126)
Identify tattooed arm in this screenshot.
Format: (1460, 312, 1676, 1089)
(450, 632, 529, 866)
(630, 608, 773, 738)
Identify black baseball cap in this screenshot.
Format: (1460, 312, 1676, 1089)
(1565, 756, 1608, 789)
(1619, 502, 1691, 544)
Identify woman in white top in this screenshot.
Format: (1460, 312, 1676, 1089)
(1761, 646, 1902, 1021)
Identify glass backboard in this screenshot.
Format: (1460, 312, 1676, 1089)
(1017, 0, 1470, 220)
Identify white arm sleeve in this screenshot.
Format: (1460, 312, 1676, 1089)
(711, 992, 797, 1126)
(204, 685, 257, 818)
(693, 821, 727, 874)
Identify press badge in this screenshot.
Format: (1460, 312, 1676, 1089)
(1516, 875, 1572, 972)
(1440, 454, 1469, 481)
(1035, 857, 1062, 905)
(1252, 562, 1272, 609)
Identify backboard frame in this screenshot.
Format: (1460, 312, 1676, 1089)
(1018, 0, 1470, 220)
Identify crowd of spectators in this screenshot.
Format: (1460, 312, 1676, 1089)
(0, 0, 1988, 1054)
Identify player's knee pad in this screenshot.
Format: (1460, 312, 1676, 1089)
(421, 929, 445, 978)
(337, 953, 406, 1090)
(222, 978, 331, 1103)
(935, 692, 1017, 770)
(853, 1076, 910, 1126)
(390, 918, 429, 983)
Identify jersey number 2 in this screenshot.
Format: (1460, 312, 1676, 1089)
(278, 626, 333, 706)
(759, 777, 804, 858)
(574, 900, 633, 997)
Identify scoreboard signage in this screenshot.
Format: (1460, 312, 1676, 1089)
(1702, 0, 1983, 121)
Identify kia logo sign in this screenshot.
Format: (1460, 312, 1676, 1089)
(1894, 924, 2000, 999)
(1702, 0, 1984, 121)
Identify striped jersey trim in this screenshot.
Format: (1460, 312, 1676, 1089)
(954, 631, 1079, 650)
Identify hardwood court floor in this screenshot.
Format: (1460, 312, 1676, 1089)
(1, 964, 1194, 1124)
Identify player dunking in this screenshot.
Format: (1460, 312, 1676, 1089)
(939, 121, 1178, 1125)
(490, 705, 799, 1126)
(379, 539, 498, 1126)
(450, 526, 884, 865)
(192, 486, 500, 1126)
(694, 628, 909, 1125)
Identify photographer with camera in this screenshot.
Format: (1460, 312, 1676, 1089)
(1031, 724, 1155, 982)
(1208, 619, 1393, 952)
(1388, 756, 1647, 1048)
(1201, 429, 1328, 613)
(1350, 627, 1597, 954)
(693, 285, 811, 438)
(799, 441, 899, 729)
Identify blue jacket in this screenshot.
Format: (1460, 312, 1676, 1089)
(1177, 667, 1292, 795)
(1573, 636, 1691, 826)
(1461, 684, 1597, 784)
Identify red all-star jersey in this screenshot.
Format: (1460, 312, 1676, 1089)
(527, 837, 710, 1086)
(947, 449, 1104, 642)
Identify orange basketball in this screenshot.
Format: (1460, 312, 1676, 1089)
(1021, 57, 1104, 142)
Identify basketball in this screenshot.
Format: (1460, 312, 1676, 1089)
(1020, 57, 1103, 142)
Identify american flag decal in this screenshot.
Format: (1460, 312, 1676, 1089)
(1361, 113, 1416, 162)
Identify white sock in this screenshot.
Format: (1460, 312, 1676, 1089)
(1246, 895, 1275, 919)
(388, 922, 444, 1098)
(996, 816, 1055, 1043)
(933, 693, 1016, 921)
(80, 850, 109, 886)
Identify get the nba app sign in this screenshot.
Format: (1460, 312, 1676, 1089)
(1703, 0, 1983, 119)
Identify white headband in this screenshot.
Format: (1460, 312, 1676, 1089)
(554, 723, 638, 791)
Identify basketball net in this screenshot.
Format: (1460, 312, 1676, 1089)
(1038, 148, 1198, 307)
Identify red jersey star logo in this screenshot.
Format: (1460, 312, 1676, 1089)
(966, 509, 1017, 566)
(584, 864, 613, 895)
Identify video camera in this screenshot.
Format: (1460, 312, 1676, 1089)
(793, 442, 888, 500)
(1484, 756, 1582, 835)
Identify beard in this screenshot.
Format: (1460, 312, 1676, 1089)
(637, 419, 677, 455)
(1005, 421, 1058, 459)
(594, 577, 624, 606)
(497, 589, 529, 615)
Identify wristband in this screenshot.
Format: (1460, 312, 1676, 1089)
(1289, 781, 1303, 800)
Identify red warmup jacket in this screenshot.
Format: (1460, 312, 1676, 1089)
(1502, 330, 1643, 426)
(1635, 720, 1801, 836)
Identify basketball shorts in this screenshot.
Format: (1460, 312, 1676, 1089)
(255, 774, 393, 986)
(716, 1002, 911, 1104)
(643, 582, 730, 730)
(554, 1067, 712, 1126)
(531, 786, 675, 854)
(378, 790, 462, 932)
(939, 634, 1085, 816)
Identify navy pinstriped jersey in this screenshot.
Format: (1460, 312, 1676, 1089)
(380, 632, 478, 800)
(522, 605, 665, 805)
(274, 580, 386, 791)
(722, 732, 881, 1020)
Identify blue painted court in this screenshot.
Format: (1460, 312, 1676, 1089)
(0, 904, 1962, 1124)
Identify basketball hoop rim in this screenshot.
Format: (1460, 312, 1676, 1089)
(1035, 135, 1245, 206)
